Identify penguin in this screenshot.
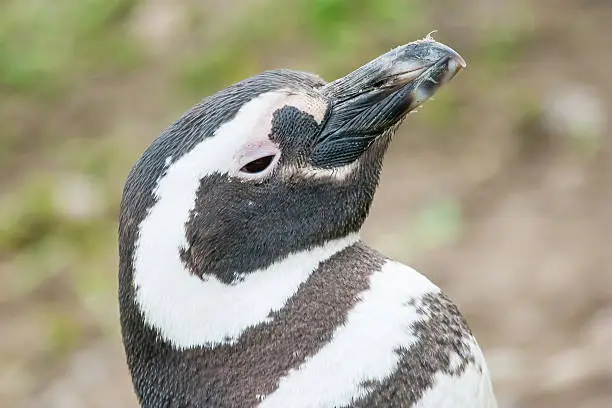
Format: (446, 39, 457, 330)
(118, 36, 497, 408)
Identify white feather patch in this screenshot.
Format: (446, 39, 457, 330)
(414, 340, 498, 408)
(258, 260, 441, 408)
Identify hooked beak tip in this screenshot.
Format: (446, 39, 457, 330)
(454, 53, 467, 70)
(446, 52, 467, 82)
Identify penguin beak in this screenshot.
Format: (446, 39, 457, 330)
(311, 36, 466, 168)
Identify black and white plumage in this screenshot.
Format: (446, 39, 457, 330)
(118, 36, 497, 408)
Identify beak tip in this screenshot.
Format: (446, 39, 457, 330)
(450, 54, 467, 73)
(456, 54, 467, 69)
(434, 40, 467, 69)
(419, 32, 467, 69)
(429, 38, 467, 77)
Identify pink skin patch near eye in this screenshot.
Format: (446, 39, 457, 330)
(235, 139, 281, 178)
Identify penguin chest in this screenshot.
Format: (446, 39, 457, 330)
(257, 259, 497, 408)
(130, 247, 496, 408)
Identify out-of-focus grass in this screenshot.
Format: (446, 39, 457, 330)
(0, 179, 58, 253)
(409, 196, 463, 252)
(0, 0, 146, 181)
(0, 0, 142, 95)
(302, 0, 421, 49)
(0, 176, 113, 299)
(472, 3, 535, 79)
(478, 27, 531, 75)
(0, 0, 142, 310)
(179, 0, 429, 96)
(419, 89, 461, 134)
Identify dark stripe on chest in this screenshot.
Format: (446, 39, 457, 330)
(176, 242, 384, 407)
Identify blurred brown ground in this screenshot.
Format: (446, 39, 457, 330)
(1, 0, 611, 407)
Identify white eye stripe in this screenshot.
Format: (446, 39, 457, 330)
(132, 90, 332, 348)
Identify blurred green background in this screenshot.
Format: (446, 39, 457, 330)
(1, 0, 611, 407)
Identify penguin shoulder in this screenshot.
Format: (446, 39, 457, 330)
(371, 258, 497, 408)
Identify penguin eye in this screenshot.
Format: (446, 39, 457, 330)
(240, 155, 276, 174)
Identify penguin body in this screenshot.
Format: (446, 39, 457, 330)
(119, 37, 497, 407)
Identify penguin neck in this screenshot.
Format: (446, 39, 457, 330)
(126, 232, 360, 350)
(120, 240, 387, 407)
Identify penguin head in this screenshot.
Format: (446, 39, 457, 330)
(120, 37, 465, 286)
